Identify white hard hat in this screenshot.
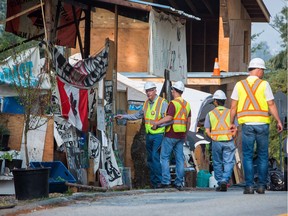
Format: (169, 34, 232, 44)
(213, 90, 227, 100)
(144, 82, 156, 90)
(172, 81, 185, 92)
(248, 58, 266, 69)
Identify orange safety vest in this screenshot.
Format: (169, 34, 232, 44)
(209, 106, 233, 141)
(143, 97, 166, 134)
(236, 78, 270, 124)
(166, 97, 191, 133)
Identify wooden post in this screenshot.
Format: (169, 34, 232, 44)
(84, 5, 91, 58)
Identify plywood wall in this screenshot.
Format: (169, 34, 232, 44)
(71, 8, 149, 73)
(219, 0, 252, 72)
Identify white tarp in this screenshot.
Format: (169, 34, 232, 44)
(149, 9, 187, 83)
(117, 73, 212, 132)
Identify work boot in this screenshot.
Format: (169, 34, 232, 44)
(216, 182, 227, 192)
(243, 186, 254, 194)
(160, 184, 171, 189)
(174, 184, 184, 191)
(256, 186, 265, 194)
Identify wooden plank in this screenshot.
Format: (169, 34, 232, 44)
(191, 151, 199, 172)
(194, 145, 210, 171)
(234, 148, 244, 183)
(87, 159, 96, 185)
(42, 117, 54, 161)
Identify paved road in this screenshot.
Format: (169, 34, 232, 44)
(16, 188, 287, 216)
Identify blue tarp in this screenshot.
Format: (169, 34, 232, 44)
(2, 97, 24, 114)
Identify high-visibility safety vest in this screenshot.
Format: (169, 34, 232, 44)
(236, 78, 270, 124)
(166, 97, 191, 133)
(209, 106, 233, 141)
(143, 97, 166, 134)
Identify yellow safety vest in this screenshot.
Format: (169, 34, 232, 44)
(166, 97, 191, 133)
(143, 97, 166, 134)
(236, 78, 270, 124)
(209, 106, 233, 141)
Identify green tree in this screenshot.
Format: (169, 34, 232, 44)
(269, 3, 288, 70)
(263, 2, 288, 167)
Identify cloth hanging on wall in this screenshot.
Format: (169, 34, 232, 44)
(149, 9, 187, 83)
(56, 77, 88, 132)
(41, 39, 111, 89)
(5, 0, 82, 48)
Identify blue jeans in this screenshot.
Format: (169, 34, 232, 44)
(242, 124, 269, 187)
(212, 140, 236, 184)
(160, 137, 185, 186)
(146, 133, 163, 187)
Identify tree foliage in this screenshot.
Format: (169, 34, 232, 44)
(269, 3, 288, 70)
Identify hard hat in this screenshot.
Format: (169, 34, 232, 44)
(248, 58, 266, 69)
(172, 81, 185, 92)
(213, 90, 227, 100)
(144, 82, 156, 90)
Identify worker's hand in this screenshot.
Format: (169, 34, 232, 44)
(276, 121, 283, 133)
(230, 125, 238, 138)
(115, 114, 123, 119)
(151, 123, 158, 130)
(230, 123, 236, 131)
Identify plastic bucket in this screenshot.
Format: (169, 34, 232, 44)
(5, 159, 22, 170)
(196, 170, 211, 187)
(12, 168, 50, 200)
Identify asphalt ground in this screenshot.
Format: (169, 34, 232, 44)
(0, 186, 287, 216)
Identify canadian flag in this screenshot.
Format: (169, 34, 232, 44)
(56, 77, 88, 132)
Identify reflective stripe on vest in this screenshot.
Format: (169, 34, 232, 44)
(143, 97, 165, 134)
(237, 79, 270, 124)
(209, 107, 232, 141)
(166, 98, 190, 133)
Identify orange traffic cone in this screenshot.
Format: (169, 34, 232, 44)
(212, 58, 220, 76)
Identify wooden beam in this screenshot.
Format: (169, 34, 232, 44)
(84, 5, 91, 58)
(220, 0, 229, 37)
(93, 0, 152, 12)
(72, 6, 84, 58)
(45, 0, 53, 42)
(51, 0, 61, 43)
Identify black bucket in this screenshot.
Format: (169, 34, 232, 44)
(5, 159, 22, 170)
(12, 167, 50, 200)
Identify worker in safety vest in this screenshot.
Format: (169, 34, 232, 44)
(115, 82, 168, 188)
(230, 57, 283, 194)
(152, 81, 191, 191)
(204, 90, 237, 192)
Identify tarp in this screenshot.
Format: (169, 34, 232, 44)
(0, 47, 50, 97)
(149, 9, 187, 83)
(117, 73, 212, 132)
(5, 0, 82, 48)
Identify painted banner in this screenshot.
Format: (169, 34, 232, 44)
(0, 47, 50, 91)
(20, 116, 48, 167)
(149, 9, 187, 83)
(56, 77, 88, 132)
(54, 115, 78, 148)
(44, 39, 111, 89)
(5, 0, 81, 48)
(101, 130, 123, 187)
(88, 132, 101, 173)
